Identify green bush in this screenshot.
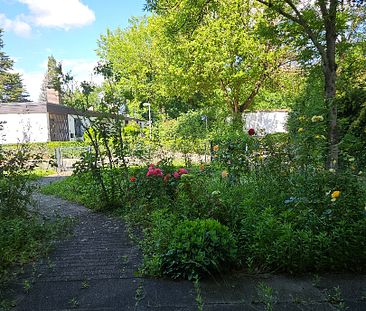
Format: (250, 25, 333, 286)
(0, 142, 70, 295)
(238, 207, 366, 273)
(140, 209, 178, 275)
(0, 217, 68, 281)
(161, 219, 237, 280)
(3, 141, 88, 159)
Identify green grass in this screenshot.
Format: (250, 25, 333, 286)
(28, 168, 57, 180)
(41, 174, 98, 209)
(0, 215, 72, 302)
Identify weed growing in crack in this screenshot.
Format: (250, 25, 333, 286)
(325, 286, 348, 311)
(256, 282, 278, 311)
(193, 277, 204, 311)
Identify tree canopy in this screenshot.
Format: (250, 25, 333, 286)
(0, 29, 29, 103)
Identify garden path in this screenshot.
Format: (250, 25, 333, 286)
(8, 176, 366, 311)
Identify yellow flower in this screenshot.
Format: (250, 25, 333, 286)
(298, 116, 306, 121)
(298, 127, 304, 133)
(314, 134, 326, 140)
(221, 170, 229, 178)
(311, 115, 324, 122)
(213, 145, 219, 152)
(329, 168, 336, 173)
(331, 191, 341, 200)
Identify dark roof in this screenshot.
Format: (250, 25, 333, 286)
(0, 102, 47, 114)
(0, 102, 143, 123)
(0, 102, 78, 114)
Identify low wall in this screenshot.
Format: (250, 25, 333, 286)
(243, 110, 289, 134)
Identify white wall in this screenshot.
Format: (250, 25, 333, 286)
(243, 111, 288, 135)
(0, 113, 49, 144)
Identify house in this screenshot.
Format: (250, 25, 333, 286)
(0, 89, 143, 144)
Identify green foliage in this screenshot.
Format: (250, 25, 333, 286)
(0, 139, 70, 297)
(0, 145, 40, 218)
(156, 112, 207, 155)
(0, 29, 29, 102)
(161, 219, 237, 280)
(0, 216, 68, 283)
(140, 209, 178, 275)
(3, 141, 89, 160)
(39, 55, 63, 102)
(238, 208, 366, 273)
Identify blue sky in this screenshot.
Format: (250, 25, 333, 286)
(0, 0, 147, 100)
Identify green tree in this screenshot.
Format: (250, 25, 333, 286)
(39, 55, 63, 102)
(146, 0, 366, 168)
(153, 0, 291, 115)
(0, 29, 29, 102)
(253, 0, 365, 167)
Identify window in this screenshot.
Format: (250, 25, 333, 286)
(74, 118, 83, 137)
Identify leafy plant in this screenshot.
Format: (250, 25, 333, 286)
(161, 219, 237, 280)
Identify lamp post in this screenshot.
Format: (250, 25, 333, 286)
(143, 102, 152, 140)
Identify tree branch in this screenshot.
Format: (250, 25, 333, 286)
(256, 0, 326, 61)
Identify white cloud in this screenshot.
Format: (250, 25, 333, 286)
(17, 69, 44, 101)
(61, 58, 103, 85)
(0, 0, 95, 36)
(19, 0, 96, 30)
(0, 13, 32, 37)
(17, 58, 103, 101)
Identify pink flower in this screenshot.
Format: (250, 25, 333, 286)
(178, 168, 188, 175)
(154, 168, 163, 177)
(146, 167, 163, 177)
(173, 172, 180, 179)
(146, 169, 154, 176)
(149, 163, 155, 168)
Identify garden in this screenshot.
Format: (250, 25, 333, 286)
(40, 0, 366, 282)
(1, 0, 365, 301)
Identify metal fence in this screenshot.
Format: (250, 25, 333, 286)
(55, 146, 91, 172)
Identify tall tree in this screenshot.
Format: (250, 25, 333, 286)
(0, 29, 29, 102)
(254, 0, 365, 168)
(39, 55, 63, 102)
(146, 0, 366, 168)
(151, 0, 290, 115)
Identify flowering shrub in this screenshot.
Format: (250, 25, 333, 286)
(146, 164, 163, 177)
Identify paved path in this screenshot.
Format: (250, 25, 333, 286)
(7, 176, 366, 311)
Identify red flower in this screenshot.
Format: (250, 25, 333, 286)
(129, 176, 136, 182)
(146, 167, 163, 177)
(154, 168, 163, 177)
(178, 168, 188, 175)
(146, 168, 154, 176)
(248, 128, 255, 136)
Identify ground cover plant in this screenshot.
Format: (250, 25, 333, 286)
(0, 142, 70, 306)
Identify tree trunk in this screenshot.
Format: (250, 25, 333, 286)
(323, 0, 338, 169)
(324, 63, 338, 169)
